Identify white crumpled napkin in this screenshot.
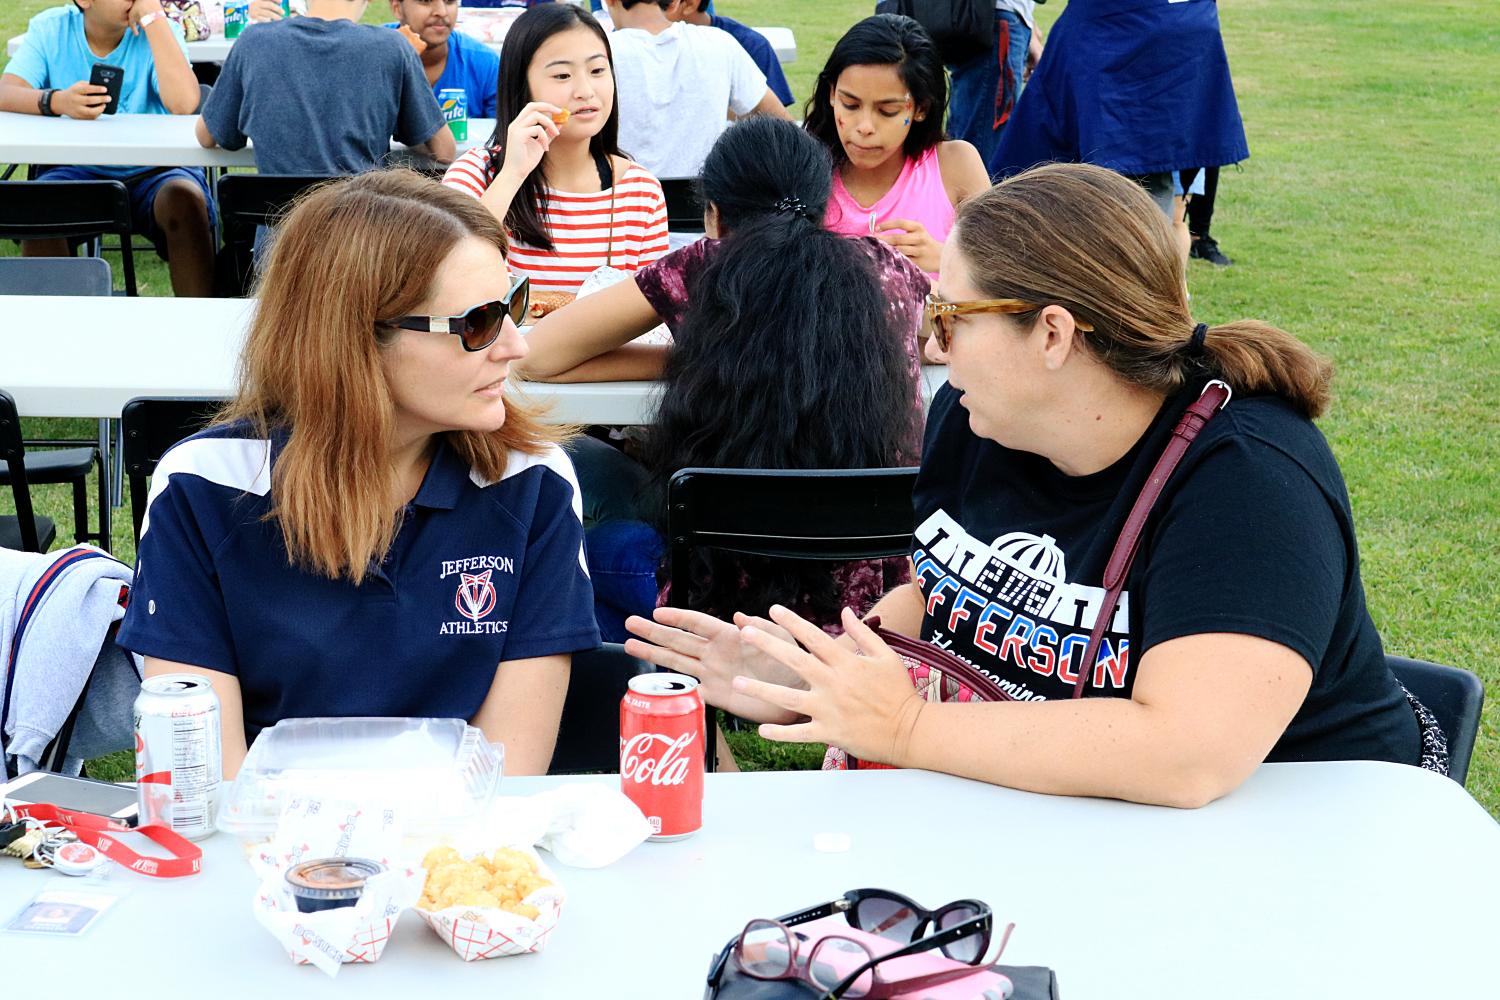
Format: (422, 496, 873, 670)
(461, 783, 653, 869)
(248, 798, 425, 977)
(576, 265, 674, 346)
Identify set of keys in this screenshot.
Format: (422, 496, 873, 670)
(1, 808, 109, 876)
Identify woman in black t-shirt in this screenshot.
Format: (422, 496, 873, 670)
(625, 162, 1438, 807)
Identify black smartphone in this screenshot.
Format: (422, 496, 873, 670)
(1, 771, 138, 825)
(88, 62, 124, 115)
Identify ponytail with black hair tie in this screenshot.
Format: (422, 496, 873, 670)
(773, 195, 811, 219)
(1187, 322, 1209, 355)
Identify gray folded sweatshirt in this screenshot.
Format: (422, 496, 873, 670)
(0, 545, 142, 776)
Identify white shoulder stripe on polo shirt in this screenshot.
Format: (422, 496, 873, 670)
(472, 444, 589, 575)
(140, 436, 273, 542)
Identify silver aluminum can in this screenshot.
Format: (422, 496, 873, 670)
(133, 674, 222, 841)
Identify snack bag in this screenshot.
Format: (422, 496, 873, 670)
(415, 844, 566, 961)
(163, 1, 211, 42)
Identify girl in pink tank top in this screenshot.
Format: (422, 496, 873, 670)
(806, 15, 991, 277)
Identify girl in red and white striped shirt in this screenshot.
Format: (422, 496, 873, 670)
(441, 5, 669, 296)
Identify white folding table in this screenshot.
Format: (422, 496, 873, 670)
(0, 112, 495, 170)
(0, 763, 1493, 997)
(0, 294, 949, 424)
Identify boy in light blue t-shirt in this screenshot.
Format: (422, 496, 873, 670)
(0, 0, 215, 296)
(385, 0, 500, 119)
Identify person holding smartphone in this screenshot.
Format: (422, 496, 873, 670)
(0, 0, 215, 297)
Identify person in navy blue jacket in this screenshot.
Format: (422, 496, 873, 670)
(993, 0, 1248, 263)
(117, 170, 600, 779)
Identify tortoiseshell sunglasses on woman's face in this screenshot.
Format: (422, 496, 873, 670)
(924, 294, 1094, 351)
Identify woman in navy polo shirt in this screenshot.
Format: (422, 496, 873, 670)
(117, 170, 600, 779)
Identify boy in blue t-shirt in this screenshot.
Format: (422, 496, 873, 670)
(0, 0, 215, 296)
(386, 0, 500, 119)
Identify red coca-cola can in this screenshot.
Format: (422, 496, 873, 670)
(620, 673, 705, 841)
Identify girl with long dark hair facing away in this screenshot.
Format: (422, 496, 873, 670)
(442, 4, 669, 302)
(805, 14, 990, 276)
(628, 163, 1440, 805)
(117, 171, 600, 780)
(518, 116, 924, 648)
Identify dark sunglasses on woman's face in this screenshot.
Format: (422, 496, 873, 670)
(385, 275, 530, 352)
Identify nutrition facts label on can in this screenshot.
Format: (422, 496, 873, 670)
(169, 714, 219, 828)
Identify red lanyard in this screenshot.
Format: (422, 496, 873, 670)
(9, 802, 202, 878)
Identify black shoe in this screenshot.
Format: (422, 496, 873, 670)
(1190, 235, 1233, 267)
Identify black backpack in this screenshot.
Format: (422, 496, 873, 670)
(874, 0, 995, 65)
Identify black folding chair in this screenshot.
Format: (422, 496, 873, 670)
(214, 173, 337, 297)
(1387, 655, 1485, 786)
(666, 467, 921, 770)
(0, 179, 137, 295)
(659, 178, 706, 233)
(549, 643, 654, 774)
(121, 397, 225, 545)
(1, 392, 62, 553)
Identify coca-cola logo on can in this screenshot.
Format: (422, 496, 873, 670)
(620, 731, 696, 786)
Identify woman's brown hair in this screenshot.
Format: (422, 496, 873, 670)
(218, 169, 565, 583)
(951, 163, 1333, 418)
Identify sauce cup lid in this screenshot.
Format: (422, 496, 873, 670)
(285, 857, 385, 900)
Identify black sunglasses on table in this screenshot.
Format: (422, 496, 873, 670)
(384, 274, 529, 352)
(781, 888, 992, 962)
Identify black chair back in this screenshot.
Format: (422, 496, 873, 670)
(122, 397, 226, 544)
(666, 467, 920, 770)
(666, 467, 920, 568)
(0, 390, 53, 552)
(549, 643, 653, 774)
(1387, 655, 1485, 786)
(214, 173, 336, 296)
(0, 180, 136, 295)
(659, 178, 705, 233)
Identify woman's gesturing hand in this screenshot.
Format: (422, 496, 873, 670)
(500, 102, 564, 182)
(624, 607, 805, 724)
(734, 605, 925, 767)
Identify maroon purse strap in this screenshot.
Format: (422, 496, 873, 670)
(1070, 380, 1232, 699)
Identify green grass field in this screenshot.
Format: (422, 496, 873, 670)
(3, 1, 1496, 810)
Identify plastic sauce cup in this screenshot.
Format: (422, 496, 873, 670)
(285, 857, 385, 913)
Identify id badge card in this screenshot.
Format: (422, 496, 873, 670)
(4, 883, 126, 937)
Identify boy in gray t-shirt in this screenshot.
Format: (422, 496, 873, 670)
(195, 5, 453, 174)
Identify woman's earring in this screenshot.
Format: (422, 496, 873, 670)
(903, 118, 910, 125)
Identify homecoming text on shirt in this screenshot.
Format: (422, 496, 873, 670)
(913, 508, 1132, 702)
